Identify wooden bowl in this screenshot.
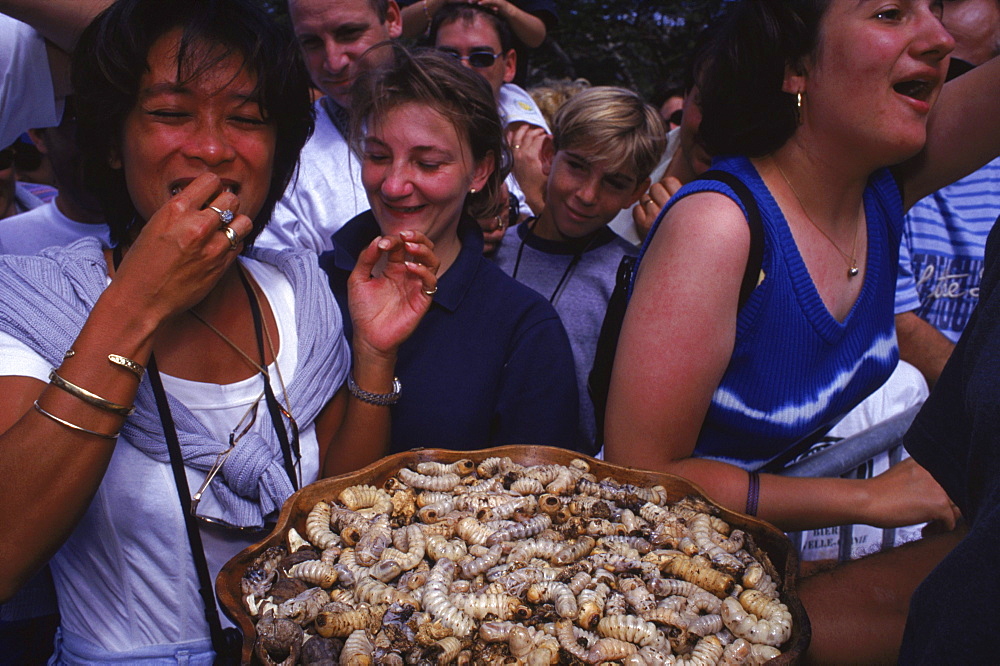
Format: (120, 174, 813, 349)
(218, 445, 810, 663)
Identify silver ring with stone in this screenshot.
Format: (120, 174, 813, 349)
(208, 205, 234, 226)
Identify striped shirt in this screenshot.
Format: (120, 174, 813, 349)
(895, 157, 1000, 342)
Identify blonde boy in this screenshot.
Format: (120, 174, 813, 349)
(493, 86, 665, 451)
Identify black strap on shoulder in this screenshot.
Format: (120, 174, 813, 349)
(147, 356, 231, 659)
(585, 253, 636, 455)
(698, 169, 765, 309)
(587, 170, 765, 451)
(237, 269, 298, 490)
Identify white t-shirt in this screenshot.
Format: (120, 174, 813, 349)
(0, 14, 62, 148)
(0, 200, 112, 255)
(0, 256, 327, 656)
(255, 98, 367, 254)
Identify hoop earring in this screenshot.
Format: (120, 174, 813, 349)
(795, 92, 803, 125)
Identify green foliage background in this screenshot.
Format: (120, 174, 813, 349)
(252, 0, 728, 103)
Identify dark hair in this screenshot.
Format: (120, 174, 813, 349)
(651, 84, 685, 109)
(349, 46, 510, 220)
(11, 135, 43, 173)
(368, 0, 391, 23)
(427, 3, 514, 53)
(71, 0, 314, 246)
(698, 0, 828, 157)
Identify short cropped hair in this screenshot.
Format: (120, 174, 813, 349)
(349, 46, 511, 220)
(72, 0, 314, 246)
(551, 86, 667, 183)
(697, 0, 829, 157)
(369, 0, 391, 22)
(428, 3, 514, 52)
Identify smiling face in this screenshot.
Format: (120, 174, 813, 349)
(115, 29, 276, 226)
(434, 13, 515, 98)
(290, 0, 402, 108)
(791, 0, 954, 166)
(361, 102, 492, 249)
(535, 148, 645, 242)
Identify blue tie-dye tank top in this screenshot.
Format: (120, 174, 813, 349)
(637, 155, 900, 471)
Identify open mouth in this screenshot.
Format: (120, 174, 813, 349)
(892, 79, 934, 102)
(169, 181, 240, 197)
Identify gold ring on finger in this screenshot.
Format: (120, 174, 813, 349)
(422, 286, 438, 297)
(222, 225, 240, 250)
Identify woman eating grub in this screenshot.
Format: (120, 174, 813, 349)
(0, 0, 435, 660)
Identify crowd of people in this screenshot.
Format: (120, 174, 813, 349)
(1, 0, 999, 661)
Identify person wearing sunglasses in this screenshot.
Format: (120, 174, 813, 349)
(429, 2, 552, 253)
(657, 86, 686, 131)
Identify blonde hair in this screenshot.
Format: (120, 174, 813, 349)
(552, 86, 667, 182)
(528, 78, 591, 126)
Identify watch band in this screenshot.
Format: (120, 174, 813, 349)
(347, 372, 401, 406)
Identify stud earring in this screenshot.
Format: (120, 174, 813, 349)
(470, 188, 478, 194)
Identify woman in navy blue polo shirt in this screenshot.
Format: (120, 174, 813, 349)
(320, 47, 580, 455)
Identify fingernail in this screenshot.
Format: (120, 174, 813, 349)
(378, 238, 391, 250)
(400, 230, 413, 239)
(405, 242, 419, 251)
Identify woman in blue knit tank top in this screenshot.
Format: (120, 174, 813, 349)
(605, 0, 1000, 533)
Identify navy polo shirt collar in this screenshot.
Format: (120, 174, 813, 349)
(330, 210, 485, 314)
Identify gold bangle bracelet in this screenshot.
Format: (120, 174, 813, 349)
(108, 353, 145, 379)
(48, 370, 135, 417)
(33, 401, 120, 440)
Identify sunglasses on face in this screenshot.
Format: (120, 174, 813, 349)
(438, 49, 502, 69)
(0, 149, 14, 171)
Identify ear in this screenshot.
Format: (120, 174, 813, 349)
(108, 146, 122, 170)
(385, 1, 404, 40)
(781, 59, 807, 95)
(26, 128, 49, 155)
(540, 135, 555, 176)
(502, 48, 517, 84)
(471, 150, 495, 192)
(625, 177, 651, 208)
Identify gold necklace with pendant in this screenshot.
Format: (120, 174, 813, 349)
(775, 161, 861, 278)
